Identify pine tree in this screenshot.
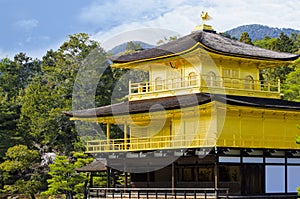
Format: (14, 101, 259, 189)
(239, 32, 253, 45)
(42, 152, 93, 199)
(274, 32, 294, 53)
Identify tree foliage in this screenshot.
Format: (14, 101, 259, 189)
(282, 58, 300, 101)
(20, 33, 99, 155)
(42, 152, 93, 199)
(239, 32, 253, 45)
(0, 145, 42, 198)
(255, 32, 299, 89)
(253, 36, 277, 50)
(0, 97, 20, 159)
(157, 35, 179, 45)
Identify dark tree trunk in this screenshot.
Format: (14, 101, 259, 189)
(66, 192, 74, 199)
(30, 193, 36, 199)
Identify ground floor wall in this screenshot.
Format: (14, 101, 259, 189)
(119, 148, 300, 196)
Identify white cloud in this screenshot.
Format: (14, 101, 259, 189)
(92, 3, 202, 50)
(207, 0, 300, 31)
(15, 19, 39, 31)
(86, 0, 300, 48)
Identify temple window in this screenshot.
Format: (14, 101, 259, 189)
(244, 75, 254, 90)
(155, 77, 163, 90)
(206, 71, 217, 87)
(188, 72, 198, 86)
(223, 68, 239, 88)
(222, 68, 239, 78)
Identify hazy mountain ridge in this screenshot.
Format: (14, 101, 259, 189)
(109, 41, 154, 55)
(225, 24, 300, 40)
(109, 25, 300, 55)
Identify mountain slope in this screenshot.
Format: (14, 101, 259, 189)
(225, 24, 300, 40)
(109, 41, 154, 55)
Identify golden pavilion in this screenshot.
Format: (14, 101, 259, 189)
(66, 19, 300, 198)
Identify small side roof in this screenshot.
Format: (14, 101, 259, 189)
(76, 160, 107, 172)
(111, 30, 299, 64)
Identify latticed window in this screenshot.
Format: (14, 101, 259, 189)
(206, 71, 217, 87)
(188, 72, 198, 86)
(222, 68, 239, 78)
(155, 77, 163, 90)
(222, 68, 239, 88)
(245, 75, 254, 90)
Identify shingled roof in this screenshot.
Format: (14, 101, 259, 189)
(64, 93, 300, 118)
(76, 160, 107, 172)
(111, 30, 299, 63)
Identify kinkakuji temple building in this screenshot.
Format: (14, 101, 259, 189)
(66, 17, 300, 198)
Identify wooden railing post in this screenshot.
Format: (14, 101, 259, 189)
(278, 79, 281, 93)
(107, 123, 110, 145)
(86, 142, 89, 153)
(129, 80, 132, 94)
(124, 123, 128, 150)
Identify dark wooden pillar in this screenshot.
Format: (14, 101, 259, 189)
(124, 172, 128, 188)
(285, 154, 288, 194)
(195, 161, 199, 183)
(90, 172, 94, 188)
(172, 162, 175, 194)
(106, 167, 111, 188)
(147, 172, 150, 187)
(214, 148, 219, 198)
(84, 173, 91, 199)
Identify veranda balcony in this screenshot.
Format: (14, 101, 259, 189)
(128, 75, 281, 100)
(86, 134, 217, 153)
(85, 133, 296, 153)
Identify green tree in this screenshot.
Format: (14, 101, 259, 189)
(256, 33, 297, 86)
(282, 58, 300, 101)
(274, 32, 294, 53)
(239, 32, 253, 45)
(254, 36, 277, 50)
(20, 33, 99, 155)
(0, 96, 20, 159)
(0, 54, 41, 100)
(125, 41, 143, 52)
(0, 145, 41, 199)
(0, 54, 41, 159)
(157, 35, 179, 45)
(42, 152, 93, 199)
(290, 33, 300, 54)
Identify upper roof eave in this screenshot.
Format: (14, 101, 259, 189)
(110, 30, 299, 67)
(64, 93, 300, 119)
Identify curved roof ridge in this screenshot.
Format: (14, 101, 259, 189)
(111, 30, 299, 64)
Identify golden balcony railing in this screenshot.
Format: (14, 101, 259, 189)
(128, 75, 280, 99)
(85, 134, 298, 153)
(86, 134, 217, 153)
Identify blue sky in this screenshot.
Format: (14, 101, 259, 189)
(1, 0, 300, 59)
